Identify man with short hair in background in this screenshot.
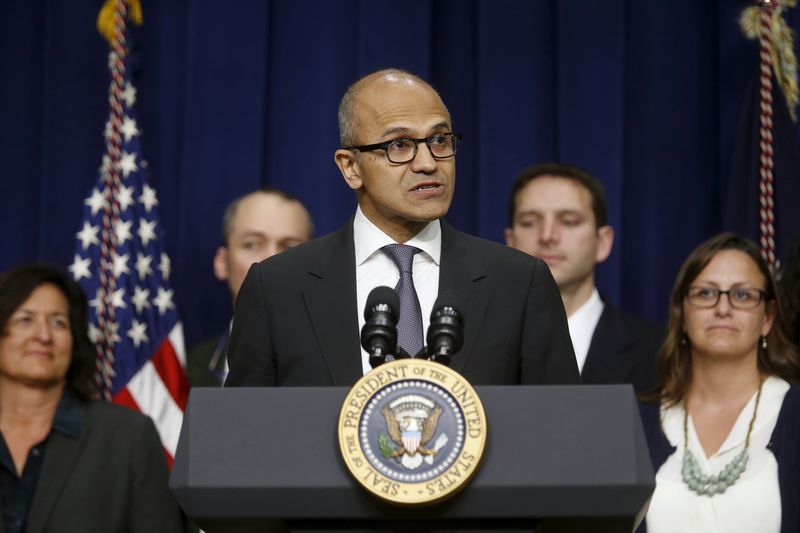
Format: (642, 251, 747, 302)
(187, 188, 313, 386)
(505, 163, 661, 392)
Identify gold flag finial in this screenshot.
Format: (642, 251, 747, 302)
(97, 0, 143, 45)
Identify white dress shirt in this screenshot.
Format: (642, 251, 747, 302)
(566, 287, 604, 373)
(353, 206, 441, 375)
(646, 376, 788, 533)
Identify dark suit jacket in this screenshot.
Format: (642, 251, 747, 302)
(226, 219, 579, 386)
(187, 333, 227, 387)
(0, 399, 185, 533)
(580, 303, 663, 393)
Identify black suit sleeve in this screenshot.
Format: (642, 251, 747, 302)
(519, 259, 580, 384)
(225, 263, 276, 386)
(130, 416, 186, 533)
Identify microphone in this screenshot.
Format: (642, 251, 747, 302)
(426, 291, 464, 366)
(361, 286, 399, 369)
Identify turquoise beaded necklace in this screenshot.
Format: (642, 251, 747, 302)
(681, 380, 764, 497)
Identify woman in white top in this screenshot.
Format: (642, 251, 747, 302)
(639, 233, 800, 533)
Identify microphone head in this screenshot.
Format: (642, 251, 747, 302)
(430, 290, 464, 322)
(427, 290, 465, 355)
(362, 286, 400, 361)
(364, 286, 399, 321)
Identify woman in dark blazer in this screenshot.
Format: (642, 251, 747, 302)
(639, 234, 800, 533)
(0, 263, 184, 533)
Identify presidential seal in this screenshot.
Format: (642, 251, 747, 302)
(338, 358, 487, 505)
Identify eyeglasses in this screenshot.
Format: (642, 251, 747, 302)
(345, 133, 462, 164)
(684, 286, 767, 310)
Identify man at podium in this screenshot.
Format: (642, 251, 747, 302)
(224, 68, 579, 387)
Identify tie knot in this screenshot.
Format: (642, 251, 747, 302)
(383, 244, 419, 273)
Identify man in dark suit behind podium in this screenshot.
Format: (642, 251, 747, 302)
(505, 163, 662, 392)
(225, 69, 579, 387)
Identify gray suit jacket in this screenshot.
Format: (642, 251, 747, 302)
(226, 218, 579, 386)
(1, 399, 184, 533)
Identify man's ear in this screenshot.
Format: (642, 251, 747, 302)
(213, 246, 230, 282)
(595, 225, 614, 264)
(335, 149, 363, 191)
(504, 227, 515, 247)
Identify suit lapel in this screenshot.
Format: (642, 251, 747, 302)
(27, 406, 86, 533)
(582, 305, 633, 382)
(438, 221, 488, 374)
(303, 220, 363, 385)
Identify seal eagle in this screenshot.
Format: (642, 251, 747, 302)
(382, 402, 443, 459)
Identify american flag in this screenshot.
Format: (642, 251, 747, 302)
(69, 0, 188, 465)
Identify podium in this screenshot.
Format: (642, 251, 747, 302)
(170, 385, 653, 532)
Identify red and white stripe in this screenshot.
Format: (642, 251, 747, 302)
(113, 323, 189, 465)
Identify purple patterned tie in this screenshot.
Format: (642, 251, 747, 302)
(383, 244, 424, 357)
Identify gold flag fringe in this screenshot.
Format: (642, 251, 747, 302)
(741, 0, 799, 122)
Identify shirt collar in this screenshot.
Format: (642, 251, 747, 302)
(353, 205, 441, 266)
(566, 288, 605, 370)
(568, 287, 604, 327)
(51, 390, 83, 439)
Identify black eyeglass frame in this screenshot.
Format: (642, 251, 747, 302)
(344, 133, 463, 164)
(684, 286, 768, 310)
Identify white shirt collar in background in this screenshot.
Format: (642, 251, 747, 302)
(567, 287, 604, 373)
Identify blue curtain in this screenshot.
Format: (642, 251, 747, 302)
(2, 0, 799, 347)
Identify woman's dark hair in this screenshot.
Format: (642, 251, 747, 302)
(0, 263, 97, 400)
(652, 233, 800, 407)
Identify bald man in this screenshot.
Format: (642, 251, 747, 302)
(187, 189, 313, 386)
(226, 69, 578, 387)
